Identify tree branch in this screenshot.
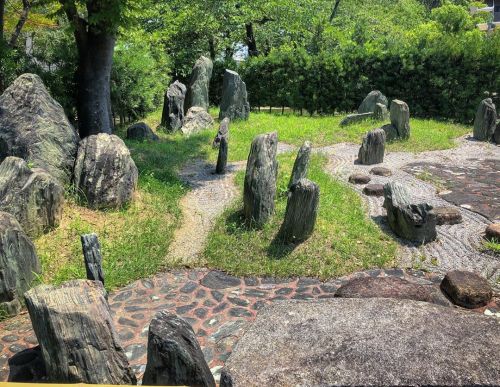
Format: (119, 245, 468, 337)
(59, 0, 87, 52)
(9, 0, 31, 47)
(329, 0, 341, 22)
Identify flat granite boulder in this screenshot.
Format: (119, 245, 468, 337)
(220, 299, 500, 387)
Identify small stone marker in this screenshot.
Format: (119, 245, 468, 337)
(24, 280, 136, 384)
(383, 181, 437, 243)
(370, 166, 392, 176)
(363, 184, 384, 197)
(485, 223, 500, 241)
(161, 80, 186, 132)
(358, 128, 386, 165)
(473, 98, 497, 141)
(213, 117, 230, 148)
(288, 141, 311, 189)
(348, 173, 371, 184)
(81, 233, 104, 285)
(278, 179, 319, 244)
(373, 102, 389, 120)
(219, 70, 250, 121)
(216, 137, 228, 175)
(185, 56, 213, 113)
(243, 132, 278, 227)
(440, 270, 493, 309)
(429, 207, 463, 225)
(143, 311, 215, 387)
(126, 122, 159, 142)
(358, 90, 388, 114)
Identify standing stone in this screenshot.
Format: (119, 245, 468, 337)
(126, 122, 159, 142)
(219, 70, 250, 121)
(389, 99, 410, 140)
(81, 233, 104, 285)
(278, 179, 319, 244)
(143, 311, 215, 387)
(0, 212, 40, 316)
(0, 74, 79, 184)
(440, 270, 493, 309)
(74, 134, 138, 209)
(473, 98, 497, 141)
(181, 107, 215, 136)
(373, 103, 389, 120)
(383, 181, 437, 244)
(289, 141, 311, 189)
(213, 118, 230, 148)
(358, 90, 388, 114)
(0, 157, 64, 237)
(24, 280, 136, 384)
(185, 56, 213, 113)
(358, 128, 386, 165)
(243, 132, 278, 227)
(161, 81, 186, 132)
(215, 137, 228, 175)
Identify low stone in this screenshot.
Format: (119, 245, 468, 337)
(213, 118, 230, 148)
(473, 98, 497, 141)
(440, 270, 493, 308)
(201, 271, 241, 289)
(143, 311, 215, 387)
(126, 122, 159, 142)
(74, 134, 138, 209)
(358, 90, 388, 114)
(220, 299, 500, 387)
(370, 166, 392, 176)
(182, 107, 214, 136)
(161, 80, 186, 132)
(219, 70, 250, 121)
(340, 112, 373, 127)
(185, 56, 213, 113)
(358, 128, 385, 165)
(288, 141, 311, 189)
(485, 223, 500, 241)
(363, 184, 384, 196)
(373, 102, 389, 120)
(0, 157, 64, 237)
(348, 173, 371, 184)
(430, 206, 463, 225)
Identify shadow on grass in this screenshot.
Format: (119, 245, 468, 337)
(267, 236, 297, 260)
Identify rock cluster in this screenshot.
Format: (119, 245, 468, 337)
(358, 90, 388, 114)
(219, 70, 250, 121)
(473, 98, 497, 141)
(185, 56, 213, 113)
(161, 80, 187, 132)
(358, 128, 385, 165)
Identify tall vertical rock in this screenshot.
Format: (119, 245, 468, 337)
(473, 98, 497, 141)
(213, 118, 230, 148)
(358, 128, 386, 165)
(0, 74, 79, 184)
(219, 70, 250, 121)
(185, 56, 213, 113)
(384, 99, 410, 141)
(161, 80, 186, 132)
(289, 141, 311, 189)
(373, 103, 389, 120)
(243, 132, 278, 227)
(0, 211, 40, 316)
(216, 137, 228, 175)
(358, 90, 388, 114)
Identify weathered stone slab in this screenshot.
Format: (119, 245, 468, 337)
(430, 206, 463, 225)
(370, 166, 392, 176)
(363, 184, 384, 196)
(373, 102, 389, 120)
(358, 128, 385, 165)
(24, 280, 136, 384)
(340, 112, 373, 126)
(358, 90, 388, 114)
(126, 122, 159, 142)
(182, 107, 214, 136)
(348, 173, 371, 184)
(473, 98, 496, 141)
(0, 74, 79, 184)
(288, 141, 311, 189)
(219, 70, 250, 121)
(220, 299, 500, 387)
(215, 137, 228, 174)
(161, 80, 186, 132)
(440, 270, 493, 308)
(213, 118, 230, 148)
(185, 56, 213, 113)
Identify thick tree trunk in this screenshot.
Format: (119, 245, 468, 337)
(245, 23, 258, 57)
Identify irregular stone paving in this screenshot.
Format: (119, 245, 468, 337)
(317, 137, 500, 286)
(1, 269, 498, 383)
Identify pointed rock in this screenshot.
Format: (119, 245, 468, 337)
(219, 70, 250, 121)
(289, 141, 311, 188)
(358, 90, 388, 114)
(161, 80, 186, 132)
(473, 98, 497, 141)
(185, 56, 213, 113)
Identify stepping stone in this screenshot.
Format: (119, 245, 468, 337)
(485, 223, 500, 241)
(363, 184, 384, 197)
(440, 270, 493, 309)
(220, 299, 500, 387)
(430, 207, 463, 225)
(348, 173, 371, 184)
(201, 271, 241, 289)
(370, 166, 392, 176)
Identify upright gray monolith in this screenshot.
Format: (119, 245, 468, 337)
(143, 311, 215, 387)
(390, 100, 410, 139)
(216, 137, 228, 175)
(289, 141, 311, 189)
(278, 179, 319, 244)
(25, 280, 136, 384)
(213, 118, 230, 148)
(243, 132, 278, 227)
(358, 128, 386, 165)
(185, 56, 213, 113)
(373, 103, 389, 120)
(473, 98, 497, 141)
(358, 90, 388, 114)
(81, 233, 104, 285)
(161, 81, 187, 132)
(219, 70, 250, 121)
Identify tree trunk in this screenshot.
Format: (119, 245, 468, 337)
(0, 0, 5, 93)
(9, 0, 30, 47)
(0, 0, 5, 42)
(208, 36, 216, 60)
(245, 23, 258, 57)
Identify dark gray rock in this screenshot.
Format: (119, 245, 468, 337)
(0, 157, 64, 237)
(358, 90, 388, 114)
(81, 233, 104, 285)
(74, 134, 138, 209)
(215, 137, 228, 175)
(0, 74, 79, 184)
(185, 56, 213, 113)
(383, 181, 437, 243)
(363, 184, 384, 196)
(278, 179, 319, 244)
(0, 212, 40, 316)
(373, 102, 389, 120)
(182, 107, 214, 136)
(370, 166, 392, 176)
(387, 99, 411, 140)
(288, 141, 311, 189)
(494, 120, 500, 144)
(473, 98, 497, 141)
(126, 122, 158, 142)
(219, 70, 250, 121)
(201, 271, 241, 289)
(340, 112, 373, 126)
(243, 132, 278, 227)
(348, 173, 371, 184)
(213, 118, 230, 148)
(440, 270, 493, 308)
(220, 298, 500, 387)
(143, 311, 215, 387)
(161, 80, 186, 132)
(358, 128, 385, 165)
(430, 206, 463, 225)
(24, 280, 136, 384)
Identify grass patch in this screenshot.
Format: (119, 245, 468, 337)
(481, 239, 500, 254)
(202, 152, 397, 279)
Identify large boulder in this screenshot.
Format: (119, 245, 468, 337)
(0, 74, 79, 184)
(185, 56, 213, 113)
(219, 70, 250, 121)
(473, 98, 497, 141)
(220, 299, 500, 387)
(243, 132, 278, 227)
(73, 134, 138, 209)
(0, 157, 64, 237)
(383, 181, 437, 243)
(126, 122, 159, 142)
(161, 80, 186, 132)
(143, 311, 215, 387)
(181, 107, 215, 136)
(358, 90, 388, 114)
(0, 211, 40, 316)
(383, 99, 410, 141)
(357, 128, 385, 165)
